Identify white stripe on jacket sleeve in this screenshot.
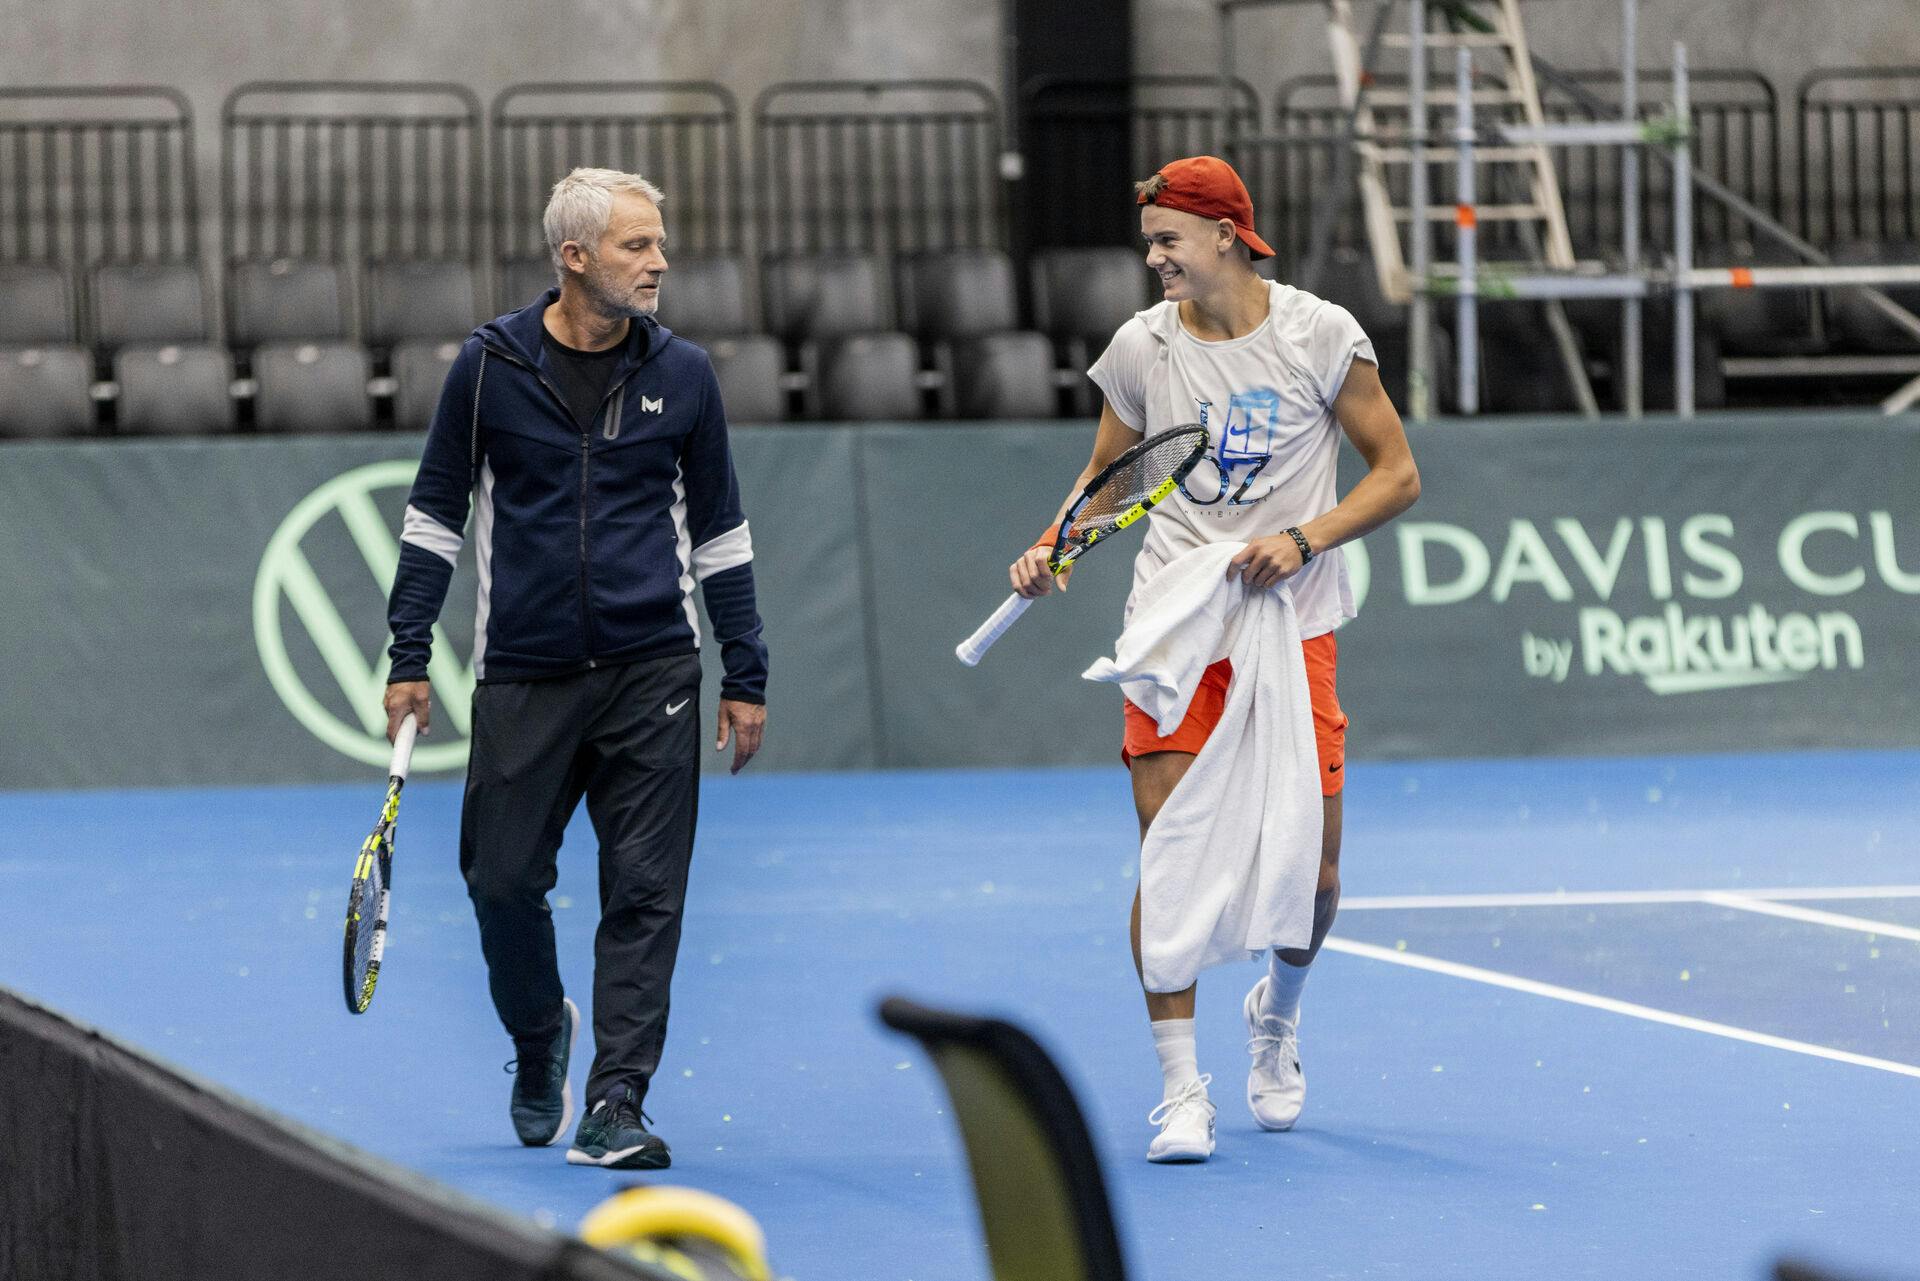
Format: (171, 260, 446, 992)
(401, 503, 464, 567)
(690, 521, 753, 582)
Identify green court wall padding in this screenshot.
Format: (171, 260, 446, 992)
(1, 414, 1916, 790)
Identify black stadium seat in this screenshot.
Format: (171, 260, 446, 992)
(364, 261, 478, 346)
(1477, 309, 1580, 414)
(897, 249, 1020, 338)
(762, 253, 894, 342)
(1698, 240, 1816, 357)
(498, 256, 555, 310)
(764, 254, 910, 419)
(1621, 310, 1727, 412)
(705, 336, 786, 423)
(0, 346, 96, 438)
(114, 344, 235, 435)
(817, 333, 921, 420)
(1029, 245, 1144, 343)
(91, 262, 209, 348)
(1826, 239, 1920, 353)
(0, 264, 77, 346)
(951, 332, 1059, 419)
(1301, 246, 1405, 345)
(659, 254, 756, 342)
(389, 339, 463, 432)
(1030, 247, 1152, 354)
(1031, 247, 1154, 412)
(900, 250, 1059, 419)
(229, 259, 348, 345)
(251, 342, 373, 433)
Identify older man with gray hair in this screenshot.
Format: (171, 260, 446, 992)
(383, 167, 768, 1169)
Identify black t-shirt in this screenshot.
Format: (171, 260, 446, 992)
(542, 328, 626, 430)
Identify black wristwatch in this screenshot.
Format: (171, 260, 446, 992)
(1283, 526, 1314, 564)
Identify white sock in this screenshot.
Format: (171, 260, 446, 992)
(1150, 1018, 1199, 1097)
(1262, 953, 1311, 1025)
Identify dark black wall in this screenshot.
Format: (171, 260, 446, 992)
(1010, 0, 1136, 251)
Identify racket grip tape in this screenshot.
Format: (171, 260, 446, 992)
(389, 712, 419, 781)
(955, 593, 1034, 667)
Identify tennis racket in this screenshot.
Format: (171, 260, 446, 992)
(343, 712, 417, 1014)
(956, 425, 1209, 666)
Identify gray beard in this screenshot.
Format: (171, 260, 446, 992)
(581, 266, 655, 319)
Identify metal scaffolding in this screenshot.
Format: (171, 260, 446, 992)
(1218, 0, 1920, 418)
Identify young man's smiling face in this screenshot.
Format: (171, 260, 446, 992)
(1141, 202, 1234, 303)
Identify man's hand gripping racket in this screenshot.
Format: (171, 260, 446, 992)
(956, 426, 1208, 666)
(342, 712, 418, 1014)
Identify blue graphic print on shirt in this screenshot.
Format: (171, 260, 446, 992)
(1184, 391, 1282, 508)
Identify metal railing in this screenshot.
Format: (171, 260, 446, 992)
(0, 87, 197, 266)
(1799, 67, 1920, 247)
(1544, 68, 1779, 254)
(1020, 75, 1260, 199)
(752, 80, 1004, 256)
(221, 81, 484, 264)
(1254, 76, 1373, 273)
(491, 82, 743, 259)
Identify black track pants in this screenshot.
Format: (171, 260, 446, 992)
(459, 652, 701, 1109)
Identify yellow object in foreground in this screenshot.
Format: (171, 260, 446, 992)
(579, 1185, 772, 1281)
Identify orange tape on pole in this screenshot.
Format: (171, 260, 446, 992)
(1730, 267, 1755, 288)
(1455, 205, 1477, 229)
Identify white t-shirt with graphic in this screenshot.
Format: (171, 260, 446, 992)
(1087, 281, 1375, 639)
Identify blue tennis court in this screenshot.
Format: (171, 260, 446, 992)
(5, 748, 1917, 1279)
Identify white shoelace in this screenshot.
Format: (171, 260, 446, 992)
(1147, 1072, 1215, 1126)
(1248, 1023, 1299, 1072)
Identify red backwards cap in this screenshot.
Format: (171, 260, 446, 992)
(1137, 155, 1274, 260)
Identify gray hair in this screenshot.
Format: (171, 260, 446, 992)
(542, 167, 666, 276)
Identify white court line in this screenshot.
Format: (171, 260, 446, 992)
(1343, 885, 1920, 910)
(1325, 937, 1920, 1080)
(1698, 891, 1920, 944)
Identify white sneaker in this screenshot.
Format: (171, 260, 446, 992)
(1146, 1074, 1216, 1163)
(1244, 977, 1305, 1131)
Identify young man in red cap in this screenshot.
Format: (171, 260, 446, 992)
(1010, 155, 1420, 1162)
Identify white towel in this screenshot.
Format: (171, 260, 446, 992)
(1083, 542, 1323, 994)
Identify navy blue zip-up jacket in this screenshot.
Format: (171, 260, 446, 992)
(386, 289, 767, 702)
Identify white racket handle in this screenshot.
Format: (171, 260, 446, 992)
(388, 712, 418, 781)
(956, 593, 1034, 666)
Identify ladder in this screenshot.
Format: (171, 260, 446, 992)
(1325, 0, 1599, 414)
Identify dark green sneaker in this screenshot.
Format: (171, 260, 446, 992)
(507, 996, 579, 1146)
(566, 1085, 670, 1169)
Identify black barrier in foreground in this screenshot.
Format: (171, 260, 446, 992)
(0, 985, 663, 1281)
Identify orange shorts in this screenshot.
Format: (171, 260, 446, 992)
(1122, 631, 1349, 796)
